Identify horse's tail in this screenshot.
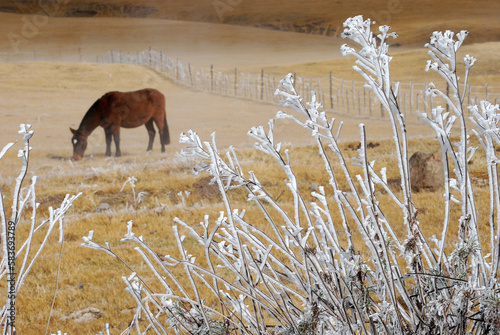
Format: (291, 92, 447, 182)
(162, 110, 171, 145)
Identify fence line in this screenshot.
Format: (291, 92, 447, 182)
(101, 49, 500, 124)
(2, 48, 499, 123)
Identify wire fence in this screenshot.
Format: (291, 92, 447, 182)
(2, 47, 499, 123)
(100, 48, 500, 124)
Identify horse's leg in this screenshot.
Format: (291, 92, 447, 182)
(145, 119, 155, 151)
(152, 116, 166, 153)
(113, 128, 121, 157)
(105, 128, 112, 156)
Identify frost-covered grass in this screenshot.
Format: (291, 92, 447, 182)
(80, 16, 500, 335)
(3, 15, 500, 335)
(0, 125, 80, 334)
(0, 135, 471, 334)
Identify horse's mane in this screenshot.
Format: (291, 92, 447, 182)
(78, 93, 108, 132)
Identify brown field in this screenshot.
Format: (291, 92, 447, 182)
(0, 1, 499, 333)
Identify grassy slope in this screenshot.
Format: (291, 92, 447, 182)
(252, 42, 500, 86)
(2, 0, 500, 46)
(2, 1, 498, 84)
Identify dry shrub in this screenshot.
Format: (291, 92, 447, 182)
(81, 16, 500, 335)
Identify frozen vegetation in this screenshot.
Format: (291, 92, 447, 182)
(1, 15, 494, 335)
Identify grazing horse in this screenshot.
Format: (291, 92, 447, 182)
(70, 88, 170, 160)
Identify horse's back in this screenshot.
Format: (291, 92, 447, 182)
(139, 88, 165, 118)
(143, 88, 165, 109)
(122, 88, 164, 109)
(103, 89, 165, 128)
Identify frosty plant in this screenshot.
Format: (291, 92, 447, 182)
(0, 125, 81, 334)
(121, 176, 148, 210)
(84, 16, 500, 334)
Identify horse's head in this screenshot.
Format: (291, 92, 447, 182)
(70, 128, 87, 161)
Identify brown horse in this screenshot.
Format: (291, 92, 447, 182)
(70, 88, 170, 160)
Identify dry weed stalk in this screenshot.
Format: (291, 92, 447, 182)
(0, 125, 81, 334)
(84, 16, 500, 334)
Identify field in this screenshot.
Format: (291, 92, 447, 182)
(0, 1, 499, 333)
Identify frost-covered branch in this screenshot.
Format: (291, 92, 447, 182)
(84, 16, 500, 335)
(0, 125, 81, 334)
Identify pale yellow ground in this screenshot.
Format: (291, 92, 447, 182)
(0, 13, 439, 162)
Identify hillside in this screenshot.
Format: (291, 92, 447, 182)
(0, 61, 435, 159)
(0, 12, 342, 68)
(0, 0, 499, 46)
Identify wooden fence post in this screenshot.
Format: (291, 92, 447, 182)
(309, 77, 313, 102)
(302, 77, 306, 101)
(330, 71, 334, 110)
(410, 82, 414, 115)
(261, 69, 264, 100)
(357, 90, 361, 116)
(416, 93, 420, 113)
(188, 63, 193, 87)
(234, 68, 238, 96)
(423, 82, 428, 115)
(273, 76, 277, 102)
(210, 64, 214, 92)
(341, 79, 345, 111)
(363, 87, 366, 114)
(321, 88, 325, 108)
(176, 58, 179, 81)
(160, 51, 164, 71)
(346, 90, 350, 115)
(220, 72, 223, 94)
(351, 79, 355, 113)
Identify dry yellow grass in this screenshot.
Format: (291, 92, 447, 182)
(1, 131, 494, 333)
(7, 0, 500, 47)
(252, 42, 500, 86)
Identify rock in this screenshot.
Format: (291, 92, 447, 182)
(409, 151, 444, 192)
(96, 203, 111, 212)
(61, 307, 102, 323)
(309, 182, 319, 191)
